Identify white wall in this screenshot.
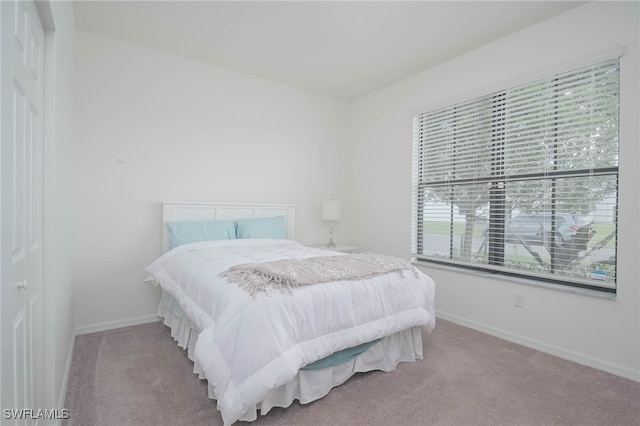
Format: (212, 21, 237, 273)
(346, 2, 639, 380)
(73, 31, 349, 332)
(40, 0, 75, 411)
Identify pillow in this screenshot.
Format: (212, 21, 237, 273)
(235, 216, 286, 239)
(165, 220, 236, 249)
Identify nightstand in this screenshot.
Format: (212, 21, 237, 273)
(311, 244, 358, 253)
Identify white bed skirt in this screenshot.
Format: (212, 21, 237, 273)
(157, 290, 424, 422)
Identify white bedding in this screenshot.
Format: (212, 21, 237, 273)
(145, 239, 436, 425)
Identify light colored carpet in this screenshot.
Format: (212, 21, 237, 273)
(64, 319, 640, 426)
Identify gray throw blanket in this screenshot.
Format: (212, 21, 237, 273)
(220, 253, 417, 296)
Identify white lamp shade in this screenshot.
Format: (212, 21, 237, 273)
(322, 200, 341, 221)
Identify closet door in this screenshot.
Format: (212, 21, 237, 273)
(1, 0, 45, 422)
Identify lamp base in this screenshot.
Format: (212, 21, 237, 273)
(326, 221, 336, 248)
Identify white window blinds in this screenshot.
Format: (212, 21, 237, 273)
(412, 58, 619, 291)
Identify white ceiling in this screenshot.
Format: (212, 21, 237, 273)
(74, 1, 586, 101)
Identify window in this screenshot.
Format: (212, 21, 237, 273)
(411, 58, 619, 292)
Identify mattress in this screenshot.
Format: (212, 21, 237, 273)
(145, 239, 436, 425)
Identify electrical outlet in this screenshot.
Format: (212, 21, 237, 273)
(514, 294, 525, 308)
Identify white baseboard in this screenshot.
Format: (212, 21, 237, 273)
(436, 310, 640, 382)
(74, 314, 160, 336)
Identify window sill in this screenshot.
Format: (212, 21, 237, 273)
(412, 259, 617, 301)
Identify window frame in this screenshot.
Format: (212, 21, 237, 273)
(411, 57, 620, 294)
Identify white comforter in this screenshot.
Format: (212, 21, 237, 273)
(145, 239, 436, 425)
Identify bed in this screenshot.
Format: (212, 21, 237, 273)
(145, 202, 436, 425)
